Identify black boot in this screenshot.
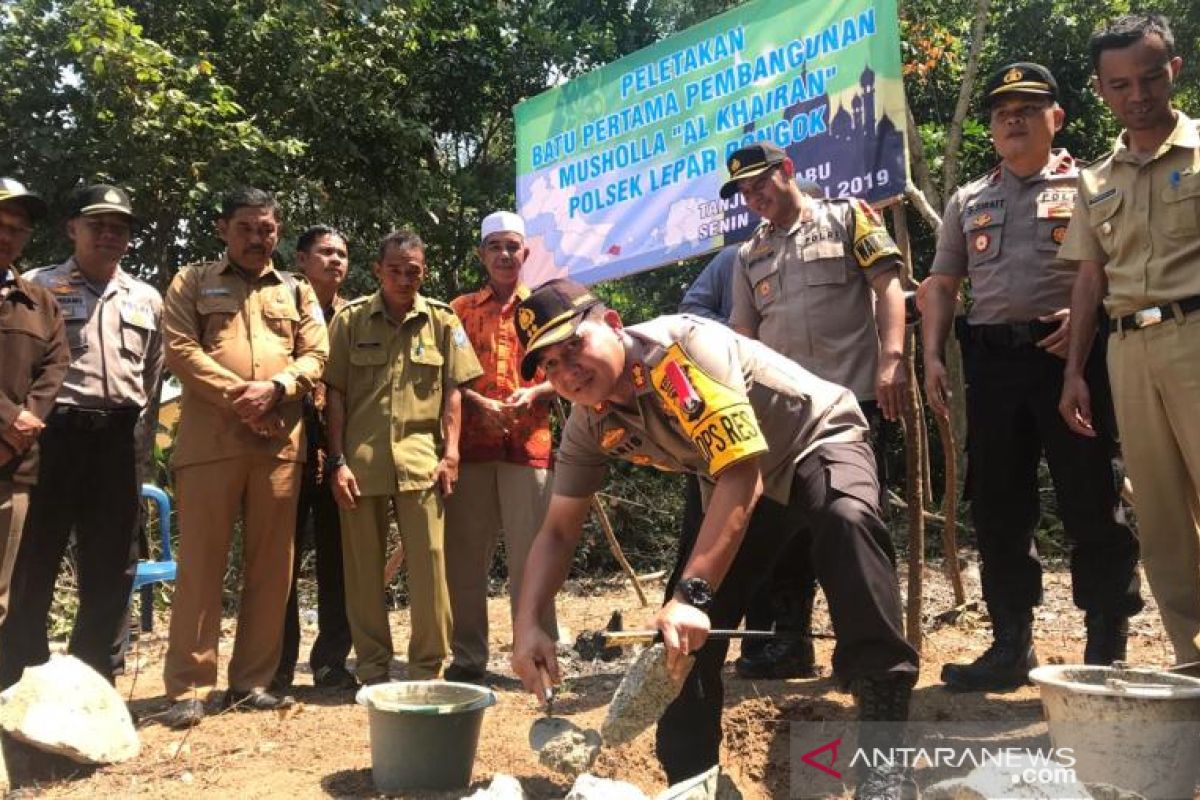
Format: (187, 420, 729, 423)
(941, 608, 1036, 691)
(851, 673, 918, 800)
(734, 637, 819, 679)
(1083, 611, 1129, 665)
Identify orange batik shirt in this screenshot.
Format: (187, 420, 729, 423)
(450, 284, 552, 468)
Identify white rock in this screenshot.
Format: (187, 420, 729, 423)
(565, 773, 648, 800)
(461, 773, 526, 799)
(0, 655, 139, 764)
(923, 754, 1091, 800)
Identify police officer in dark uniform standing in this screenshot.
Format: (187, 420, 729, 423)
(922, 63, 1142, 691)
(0, 184, 164, 686)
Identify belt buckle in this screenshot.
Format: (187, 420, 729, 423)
(1134, 307, 1164, 328)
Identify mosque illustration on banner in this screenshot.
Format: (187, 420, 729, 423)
(723, 62, 906, 244)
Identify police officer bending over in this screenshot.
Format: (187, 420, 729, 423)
(922, 63, 1142, 691)
(510, 280, 919, 800)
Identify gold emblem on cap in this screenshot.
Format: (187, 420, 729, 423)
(103, 189, 121, 204)
(1003, 68, 1023, 84)
(730, 158, 741, 173)
(517, 306, 536, 336)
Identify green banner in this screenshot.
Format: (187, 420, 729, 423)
(515, 0, 907, 285)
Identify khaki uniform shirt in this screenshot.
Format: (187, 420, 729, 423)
(933, 151, 1080, 323)
(325, 292, 483, 495)
(1059, 112, 1200, 316)
(729, 197, 901, 401)
(553, 315, 866, 505)
(0, 269, 69, 485)
(163, 256, 329, 468)
(26, 259, 163, 411)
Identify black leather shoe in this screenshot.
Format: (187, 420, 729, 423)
(443, 663, 486, 684)
(163, 698, 206, 729)
(941, 609, 1036, 691)
(222, 688, 295, 712)
(735, 638, 820, 679)
(313, 665, 360, 690)
(1084, 612, 1129, 665)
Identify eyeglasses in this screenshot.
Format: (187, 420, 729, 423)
(990, 102, 1052, 124)
(738, 166, 779, 197)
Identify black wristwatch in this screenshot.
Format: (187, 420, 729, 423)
(674, 577, 714, 613)
(327, 453, 347, 469)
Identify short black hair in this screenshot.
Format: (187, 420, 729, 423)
(376, 229, 424, 262)
(297, 224, 346, 253)
(219, 186, 279, 221)
(1090, 13, 1175, 73)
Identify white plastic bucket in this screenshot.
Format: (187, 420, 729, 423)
(1030, 664, 1200, 799)
(356, 680, 496, 793)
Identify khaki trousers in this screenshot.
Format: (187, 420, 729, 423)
(444, 461, 555, 673)
(0, 481, 28, 626)
(341, 489, 450, 681)
(164, 458, 300, 700)
(1109, 315, 1200, 663)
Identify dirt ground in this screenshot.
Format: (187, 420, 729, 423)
(8, 558, 1172, 800)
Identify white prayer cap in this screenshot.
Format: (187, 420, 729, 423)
(480, 211, 525, 242)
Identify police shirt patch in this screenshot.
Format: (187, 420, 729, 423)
(972, 232, 991, 253)
(1088, 188, 1117, 206)
(452, 326, 468, 349)
(649, 344, 768, 476)
(120, 300, 154, 329)
(1052, 225, 1068, 245)
(970, 212, 993, 228)
(630, 362, 648, 390)
(201, 287, 233, 297)
(309, 302, 325, 324)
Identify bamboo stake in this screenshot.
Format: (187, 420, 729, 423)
(933, 412, 965, 605)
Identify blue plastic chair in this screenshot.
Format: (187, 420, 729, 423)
(133, 484, 177, 632)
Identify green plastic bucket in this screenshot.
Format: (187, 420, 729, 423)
(356, 680, 496, 793)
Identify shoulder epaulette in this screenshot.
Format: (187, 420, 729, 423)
(339, 295, 371, 311)
(425, 297, 452, 309)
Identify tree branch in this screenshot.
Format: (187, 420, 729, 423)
(941, 0, 992, 195)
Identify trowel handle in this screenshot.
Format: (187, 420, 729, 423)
(600, 629, 777, 646)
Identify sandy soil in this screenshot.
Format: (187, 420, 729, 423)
(5, 558, 1172, 799)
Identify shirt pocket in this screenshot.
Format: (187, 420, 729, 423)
(746, 258, 780, 312)
(1036, 219, 1072, 253)
(803, 258, 849, 287)
(348, 345, 390, 394)
(262, 300, 299, 345)
(1160, 173, 1200, 238)
(1085, 191, 1123, 251)
(119, 305, 154, 359)
(963, 207, 1005, 268)
(409, 346, 445, 406)
(196, 295, 241, 349)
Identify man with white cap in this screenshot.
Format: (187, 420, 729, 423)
(443, 211, 558, 683)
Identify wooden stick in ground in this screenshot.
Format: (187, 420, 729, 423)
(933, 411, 965, 606)
(891, 203, 926, 649)
(384, 541, 406, 585)
(552, 400, 648, 606)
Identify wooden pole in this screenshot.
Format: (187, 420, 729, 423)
(890, 203, 925, 649)
(934, 412, 966, 605)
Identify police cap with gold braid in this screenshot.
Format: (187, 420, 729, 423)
(983, 62, 1058, 108)
(515, 278, 602, 380)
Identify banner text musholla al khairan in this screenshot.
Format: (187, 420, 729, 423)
(515, 0, 909, 287)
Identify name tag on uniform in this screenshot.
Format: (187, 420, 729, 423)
(1036, 188, 1076, 219)
(120, 300, 154, 329)
(355, 341, 382, 349)
(201, 287, 232, 297)
(802, 240, 843, 260)
(56, 293, 87, 320)
(1088, 188, 1117, 206)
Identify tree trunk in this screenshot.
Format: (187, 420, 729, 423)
(905, 101, 942, 213)
(941, 0, 993, 196)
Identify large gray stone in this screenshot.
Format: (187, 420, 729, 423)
(532, 718, 601, 776)
(602, 645, 689, 747)
(0, 655, 139, 764)
(460, 773, 526, 799)
(565, 773, 648, 800)
(654, 765, 719, 800)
